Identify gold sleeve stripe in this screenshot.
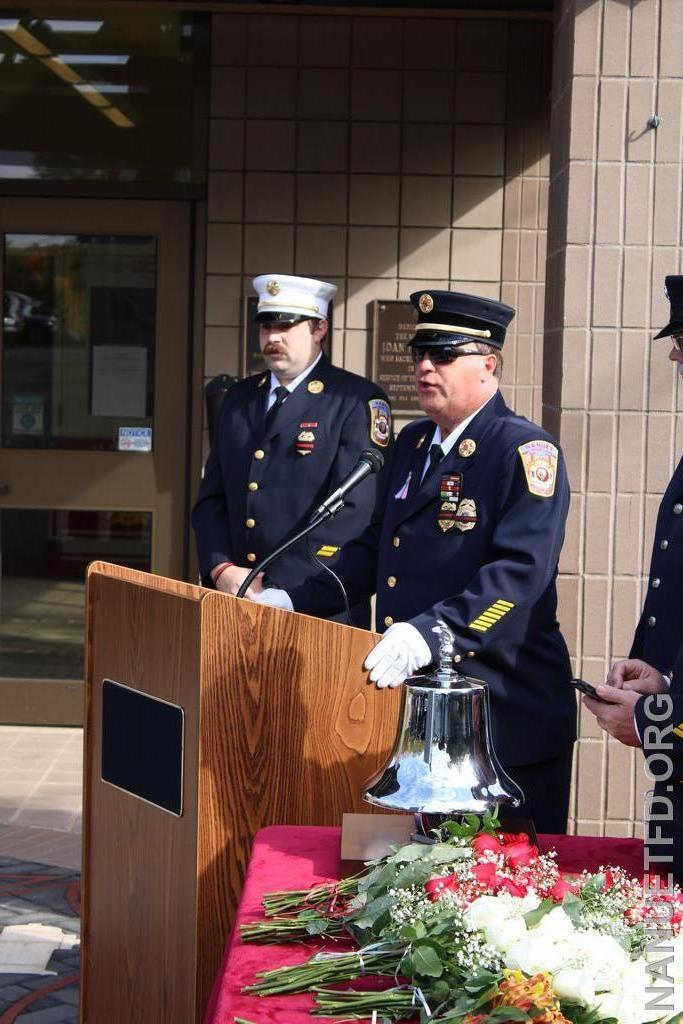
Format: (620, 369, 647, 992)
(316, 545, 339, 557)
(468, 599, 516, 633)
(673, 724, 683, 740)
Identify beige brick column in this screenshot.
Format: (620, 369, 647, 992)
(546, 0, 683, 836)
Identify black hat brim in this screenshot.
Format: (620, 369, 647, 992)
(654, 320, 683, 340)
(255, 311, 311, 325)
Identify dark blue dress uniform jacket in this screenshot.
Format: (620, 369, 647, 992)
(289, 391, 576, 768)
(632, 456, 683, 885)
(630, 455, 683, 677)
(191, 354, 391, 605)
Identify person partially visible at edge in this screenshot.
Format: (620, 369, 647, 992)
(252, 289, 577, 833)
(583, 275, 683, 886)
(191, 273, 393, 628)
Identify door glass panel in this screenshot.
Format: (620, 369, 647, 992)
(0, 508, 152, 679)
(0, 10, 202, 183)
(3, 233, 156, 450)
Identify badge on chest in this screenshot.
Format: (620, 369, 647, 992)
(295, 421, 318, 456)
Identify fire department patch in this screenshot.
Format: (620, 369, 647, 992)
(518, 439, 558, 498)
(368, 398, 391, 447)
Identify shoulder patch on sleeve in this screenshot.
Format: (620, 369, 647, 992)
(368, 398, 391, 448)
(517, 439, 558, 498)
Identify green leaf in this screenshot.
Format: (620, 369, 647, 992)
(304, 917, 330, 935)
(350, 893, 396, 930)
(408, 942, 444, 978)
(580, 873, 607, 898)
(392, 860, 434, 890)
(387, 842, 432, 864)
(421, 843, 471, 866)
(487, 1008, 532, 1023)
(523, 897, 556, 928)
(401, 921, 427, 941)
(561, 893, 583, 927)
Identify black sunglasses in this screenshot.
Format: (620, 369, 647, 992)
(410, 346, 482, 366)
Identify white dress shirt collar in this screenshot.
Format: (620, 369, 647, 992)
(267, 351, 323, 403)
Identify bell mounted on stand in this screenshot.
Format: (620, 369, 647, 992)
(362, 621, 524, 837)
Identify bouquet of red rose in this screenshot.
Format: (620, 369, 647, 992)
(240, 814, 683, 1024)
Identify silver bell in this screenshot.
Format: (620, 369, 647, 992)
(362, 621, 523, 834)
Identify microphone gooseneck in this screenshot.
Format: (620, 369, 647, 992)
(313, 448, 385, 518)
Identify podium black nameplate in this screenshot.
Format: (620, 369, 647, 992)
(101, 678, 184, 816)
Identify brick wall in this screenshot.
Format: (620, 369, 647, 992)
(203, 12, 552, 436)
(548, 0, 683, 836)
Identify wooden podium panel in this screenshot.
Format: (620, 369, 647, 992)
(81, 563, 401, 1024)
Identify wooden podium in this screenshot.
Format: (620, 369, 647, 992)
(80, 562, 401, 1024)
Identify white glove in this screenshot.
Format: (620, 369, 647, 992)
(364, 622, 432, 689)
(251, 587, 294, 612)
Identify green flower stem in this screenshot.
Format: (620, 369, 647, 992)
(312, 986, 418, 1020)
(240, 916, 344, 943)
(245, 950, 402, 996)
(262, 875, 360, 917)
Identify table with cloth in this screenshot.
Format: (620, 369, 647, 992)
(204, 825, 646, 1024)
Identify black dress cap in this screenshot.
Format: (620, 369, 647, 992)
(408, 290, 515, 350)
(654, 276, 683, 340)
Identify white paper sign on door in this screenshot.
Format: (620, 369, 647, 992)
(92, 345, 147, 418)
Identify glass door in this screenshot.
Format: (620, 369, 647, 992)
(0, 198, 190, 724)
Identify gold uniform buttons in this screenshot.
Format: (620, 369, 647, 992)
(254, 449, 265, 460)
(245, 518, 256, 528)
(247, 552, 257, 563)
(387, 575, 397, 588)
(392, 536, 400, 548)
(467, 651, 475, 658)
(384, 616, 394, 627)
(248, 482, 259, 492)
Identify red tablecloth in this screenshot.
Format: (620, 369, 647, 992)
(204, 825, 645, 1024)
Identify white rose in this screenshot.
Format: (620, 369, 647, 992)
(504, 933, 572, 975)
(551, 966, 596, 1006)
(464, 893, 535, 932)
(464, 895, 506, 932)
(570, 931, 630, 991)
(529, 906, 575, 941)
(483, 915, 528, 952)
(606, 959, 668, 1024)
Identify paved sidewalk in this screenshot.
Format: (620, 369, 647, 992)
(0, 727, 82, 1022)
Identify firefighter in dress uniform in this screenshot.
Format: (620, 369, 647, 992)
(192, 274, 392, 628)
(254, 290, 577, 833)
(583, 276, 683, 884)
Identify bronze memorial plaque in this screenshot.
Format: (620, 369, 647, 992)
(371, 300, 419, 414)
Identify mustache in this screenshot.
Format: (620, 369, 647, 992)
(264, 344, 286, 355)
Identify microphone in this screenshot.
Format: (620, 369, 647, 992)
(314, 448, 385, 517)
